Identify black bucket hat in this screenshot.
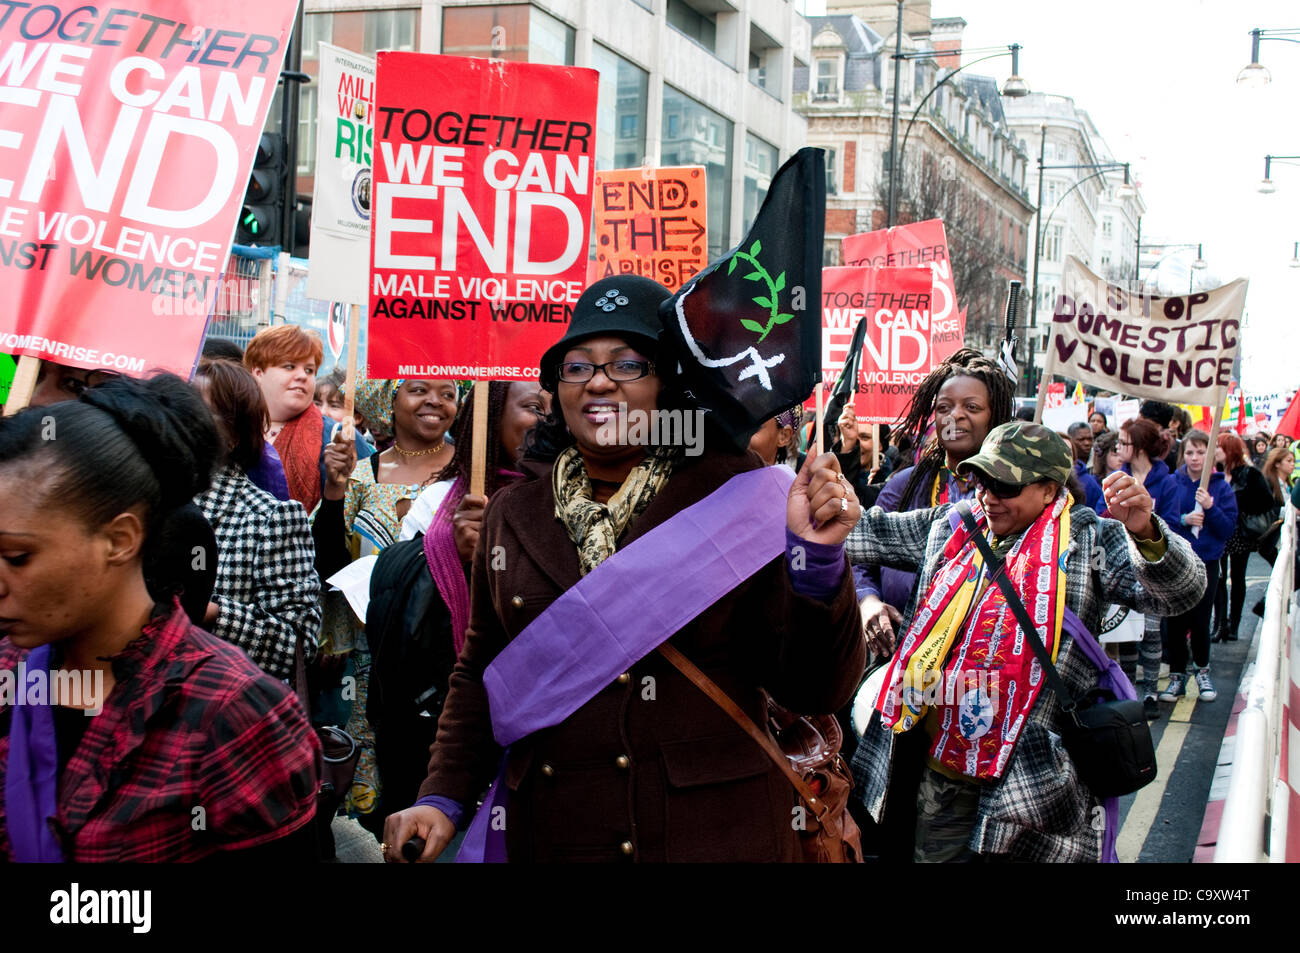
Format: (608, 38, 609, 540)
(540, 276, 671, 390)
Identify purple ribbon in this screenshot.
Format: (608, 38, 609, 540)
(5, 643, 64, 862)
(457, 465, 795, 862)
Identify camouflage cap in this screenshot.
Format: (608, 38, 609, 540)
(955, 421, 1072, 486)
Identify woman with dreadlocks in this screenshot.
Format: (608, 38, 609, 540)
(852, 349, 1016, 661)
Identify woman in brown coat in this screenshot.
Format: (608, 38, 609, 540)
(383, 277, 866, 862)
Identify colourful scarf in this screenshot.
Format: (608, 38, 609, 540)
(876, 490, 1071, 780)
(276, 403, 325, 515)
(552, 445, 677, 576)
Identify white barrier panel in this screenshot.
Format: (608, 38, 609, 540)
(1215, 505, 1296, 862)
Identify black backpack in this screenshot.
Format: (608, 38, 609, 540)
(364, 535, 459, 739)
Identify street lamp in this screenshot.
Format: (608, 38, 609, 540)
(1238, 27, 1300, 87)
(1025, 124, 1133, 393)
(1259, 154, 1300, 193)
(893, 43, 1029, 214)
(885, 22, 1028, 226)
(1136, 242, 1206, 294)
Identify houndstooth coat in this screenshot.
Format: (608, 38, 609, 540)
(846, 502, 1206, 862)
(195, 465, 322, 680)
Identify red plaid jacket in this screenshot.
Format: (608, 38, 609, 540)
(0, 603, 320, 862)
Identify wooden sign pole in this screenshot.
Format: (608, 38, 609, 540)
(340, 303, 361, 442)
(469, 382, 490, 496)
(2, 356, 41, 416)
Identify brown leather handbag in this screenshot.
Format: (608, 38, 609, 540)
(658, 643, 862, 863)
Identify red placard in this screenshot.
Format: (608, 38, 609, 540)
(368, 53, 598, 381)
(0, 0, 299, 377)
(842, 219, 962, 365)
(821, 265, 936, 425)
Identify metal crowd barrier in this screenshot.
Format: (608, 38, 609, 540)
(1215, 503, 1297, 862)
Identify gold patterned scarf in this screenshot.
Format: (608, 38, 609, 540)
(553, 445, 678, 575)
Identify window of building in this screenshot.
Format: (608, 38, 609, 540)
(1101, 252, 1111, 269)
(1042, 225, 1063, 263)
(666, 0, 716, 54)
(1102, 216, 1113, 238)
(748, 25, 781, 96)
(661, 86, 732, 259)
(297, 85, 317, 175)
(825, 147, 838, 195)
(364, 9, 416, 54)
(743, 134, 778, 233)
(814, 57, 840, 99)
(302, 13, 333, 59)
(528, 6, 575, 65)
(592, 44, 648, 171)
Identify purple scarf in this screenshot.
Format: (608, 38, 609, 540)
(424, 475, 472, 657)
(456, 465, 795, 862)
(4, 643, 64, 862)
(422, 469, 525, 658)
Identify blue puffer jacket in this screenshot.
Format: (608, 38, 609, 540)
(1119, 459, 1181, 527)
(1170, 467, 1238, 562)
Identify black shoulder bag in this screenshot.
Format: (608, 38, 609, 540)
(954, 502, 1156, 798)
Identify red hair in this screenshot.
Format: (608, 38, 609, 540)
(1217, 433, 1247, 473)
(1121, 417, 1172, 462)
(243, 324, 323, 372)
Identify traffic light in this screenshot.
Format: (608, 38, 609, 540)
(236, 133, 286, 246)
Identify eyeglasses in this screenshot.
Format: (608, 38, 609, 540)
(58, 370, 115, 398)
(975, 475, 1029, 499)
(557, 359, 654, 384)
(1116, 439, 1132, 447)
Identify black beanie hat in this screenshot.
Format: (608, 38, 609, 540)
(539, 276, 671, 390)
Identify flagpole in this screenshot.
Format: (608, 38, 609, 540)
(815, 384, 824, 458)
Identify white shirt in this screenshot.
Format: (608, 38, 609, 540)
(398, 478, 454, 540)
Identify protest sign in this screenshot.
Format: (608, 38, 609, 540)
(842, 218, 962, 364)
(367, 53, 598, 381)
(591, 166, 705, 292)
(1043, 256, 1246, 406)
(821, 265, 934, 425)
(0, 0, 299, 378)
(306, 43, 374, 307)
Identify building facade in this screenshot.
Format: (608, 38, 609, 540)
(793, 4, 1034, 352)
(1002, 92, 1145, 383)
(279, 0, 811, 262)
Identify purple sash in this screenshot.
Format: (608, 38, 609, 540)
(1063, 607, 1133, 864)
(4, 643, 64, 862)
(457, 465, 795, 862)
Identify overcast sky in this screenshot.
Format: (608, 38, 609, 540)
(808, 0, 1299, 394)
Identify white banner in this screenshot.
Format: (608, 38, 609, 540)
(1047, 256, 1247, 406)
(306, 43, 375, 306)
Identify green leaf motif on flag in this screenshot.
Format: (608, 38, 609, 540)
(722, 243, 791, 343)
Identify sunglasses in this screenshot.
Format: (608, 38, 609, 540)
(975, 475, 1030, 499)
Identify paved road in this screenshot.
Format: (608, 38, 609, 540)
(1116, 553, 1273, 863)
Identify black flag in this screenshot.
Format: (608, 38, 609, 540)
(660, 147, 825, 448)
